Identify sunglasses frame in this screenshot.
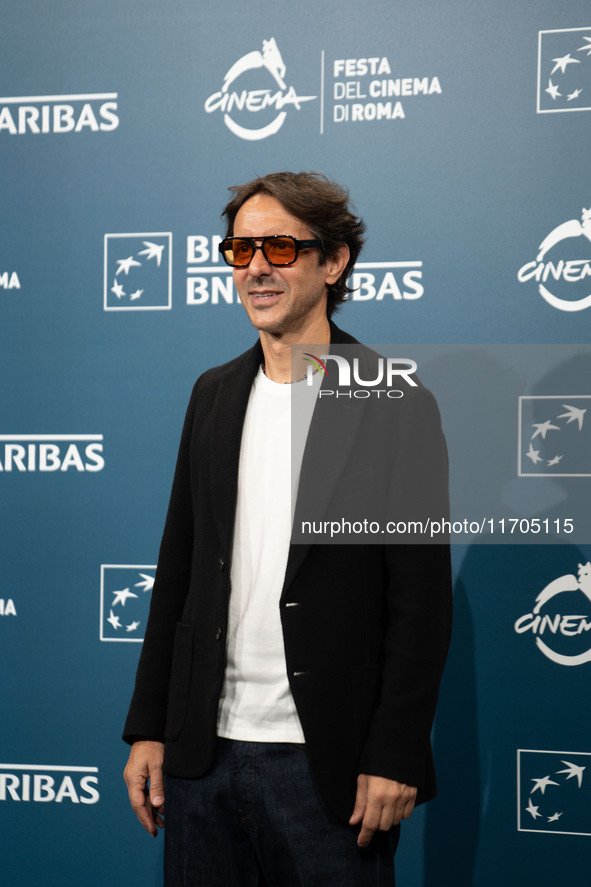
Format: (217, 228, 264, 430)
(219, 235, 323, 267)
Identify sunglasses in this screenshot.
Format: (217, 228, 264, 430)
(219, 235, 323, 267)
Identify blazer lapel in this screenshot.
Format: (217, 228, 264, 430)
(206, 324, 369, 589)
(283, 322, 367, 593)
(209, 341, 263, 551)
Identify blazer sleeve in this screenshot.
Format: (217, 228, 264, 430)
(122, 380, 200, 744)
(358, 385, 453, 789)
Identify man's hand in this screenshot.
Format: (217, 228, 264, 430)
(123, 740, 165, 837)
(349, 773, 417, 848)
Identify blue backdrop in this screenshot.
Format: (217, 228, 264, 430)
(2, 1, 591, 884)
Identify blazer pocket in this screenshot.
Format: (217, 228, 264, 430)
(165, 622, 194, 741)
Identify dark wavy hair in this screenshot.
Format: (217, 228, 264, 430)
(221, 171, 366, 317)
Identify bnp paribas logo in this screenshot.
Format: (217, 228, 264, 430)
(0, 763, 100, 804)
(518, 750, 591, 835)
(103, 233, 172, 311)
(537, 27, 591, 113)
(204, 38, 316, 141)
(518, 396, 590, 476)
(0, 92, 119, 135)
(99, 565, 155, 642)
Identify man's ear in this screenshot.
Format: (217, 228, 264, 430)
(324, 244, 350, 285)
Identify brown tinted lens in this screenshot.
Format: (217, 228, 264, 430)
(263, 237, 297, 264)
(226, 239, 254, 266)
(226, 237, 254, 267)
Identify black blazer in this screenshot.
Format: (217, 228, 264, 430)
(124, 323, 452, 822)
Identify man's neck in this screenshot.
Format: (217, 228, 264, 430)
(259, 317, 331, 383)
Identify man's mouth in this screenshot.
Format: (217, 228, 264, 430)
(249, 290, 281, 301)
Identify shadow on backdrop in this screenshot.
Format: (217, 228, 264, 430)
(423, 574, 480, 887)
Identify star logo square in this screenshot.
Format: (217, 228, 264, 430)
(518, 749, 591, 835)
(103, 233, 172, 311)
(100, 564, 156, 642)
(518, 396, 591, 476)
(537, 28, 591, 113)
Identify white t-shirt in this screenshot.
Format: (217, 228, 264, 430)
(217, 366, 319, 742)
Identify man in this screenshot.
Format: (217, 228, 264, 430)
(123, 171, 452, 885)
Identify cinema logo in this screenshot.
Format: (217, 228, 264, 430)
(0, 91, 119, 135)
(186, 237, 424, 306)
(517, 206, 591, 312)
(514, 562, 591, 666)
(204, 38, 316, 141)
(0, 434, 105, 472)
(0, 764, 99, 804)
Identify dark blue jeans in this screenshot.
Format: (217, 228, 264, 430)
(164, 739, 399, 886)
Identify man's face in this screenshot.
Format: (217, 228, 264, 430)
(231, 193, 343, 338)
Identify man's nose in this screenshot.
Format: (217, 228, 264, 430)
(247, 245, 272, 276)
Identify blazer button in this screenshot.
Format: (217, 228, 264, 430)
(218, 558, 225, 572)
(215, 627, 223, 641)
